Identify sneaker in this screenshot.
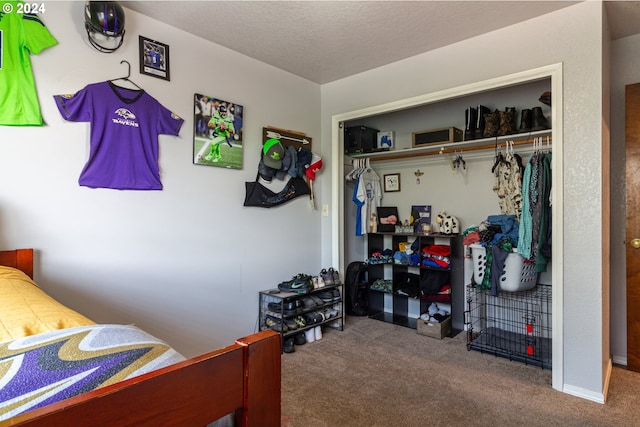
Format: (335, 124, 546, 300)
(294, 332, 306, 346)
(314, 325, 323, 340)
(301, 296, 317, 310)
(317, 290, 334, 302)
(278, 274, 313, 294)
(304, 328, 315, 343)
(310, 295, 325, 307)
(283, 337, 295, 353)
(320, 268, 334, 286)
(267, 301, 297, 316)
(265, 315, 286, 332)
(283, 318, 298, 330)
(294, 316, 306, 328)
(324, 307, 338, 318)
(329, 267, 340, 284)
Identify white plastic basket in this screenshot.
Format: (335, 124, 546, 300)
(470, 244, 537, 292)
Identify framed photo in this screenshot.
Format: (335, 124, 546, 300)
(377, 131, 394, 150)
(410, 205, 432, 233)
(139, 36, 170, 81)
(377, 206, 399, 232)
(193, 94, 244, 169)
(383, 173, 401, 192)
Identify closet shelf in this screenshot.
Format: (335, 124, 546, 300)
(347, 129, 552, 162)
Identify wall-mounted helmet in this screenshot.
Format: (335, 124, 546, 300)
(84, 1, 126, 53)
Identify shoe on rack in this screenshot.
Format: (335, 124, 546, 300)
(265, 315, 287, 332)
(310, 295, 325, 307)
(317, 275, 325, 288)
(301, 296, 317, 310)
(283, 337, 295, 353)
(320, 268, 334, 286)
(267, 302, 280, 311)
(332, 289, 341, 301)
(283, 318, 298, 331)
(294, 332, 306, 346)
(278, 274, 313, 294)
(329, 267, 340, 284)
(294, 316, 306, 328)
(304, 328, 315, 343)
(304, 311, 323, 325)
(324, 307, 338, 318)
(314, 325, 323, 340)
(317, 290, 334, 302)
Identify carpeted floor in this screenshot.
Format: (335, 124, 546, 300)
(281, 316, 640, 427)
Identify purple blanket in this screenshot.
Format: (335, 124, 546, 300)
(0, 324, 185, 421)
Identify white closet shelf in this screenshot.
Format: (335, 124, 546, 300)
(347, 129, 552, 162)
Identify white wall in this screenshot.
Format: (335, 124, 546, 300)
(321, 1, 608, 398)
(0, 3, 322, 357)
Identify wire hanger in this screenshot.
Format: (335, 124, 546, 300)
(109, 60, 143, 90)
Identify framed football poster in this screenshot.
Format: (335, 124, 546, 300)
(139, 36, 170, 81)
(193, 94, 244, 169)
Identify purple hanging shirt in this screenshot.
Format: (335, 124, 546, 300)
(54, 81, 184, 190)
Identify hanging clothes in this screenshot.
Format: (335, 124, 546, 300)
(355, 166, 382, 236)
(492, 148, 524, 219)
(517, 155, 534, 259)
(516, 144, 552, 270)
(535, 152, 552, 272)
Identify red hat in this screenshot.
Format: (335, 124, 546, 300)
(305, 152, 323, 180)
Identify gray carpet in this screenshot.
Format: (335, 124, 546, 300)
(281, 316, 640, 427)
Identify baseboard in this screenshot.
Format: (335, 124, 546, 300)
(562, 383, 606, 404)
(561, 358, 613, 404)
(612, 354, 627, 366)
(603, 358, 612, 403)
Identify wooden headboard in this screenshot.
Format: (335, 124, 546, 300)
(0, 248, 34, 278)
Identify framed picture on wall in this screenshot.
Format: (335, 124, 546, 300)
(383, 173, 401, 192)
(139, 36, 170, 81)
(193, 94, 244, 169)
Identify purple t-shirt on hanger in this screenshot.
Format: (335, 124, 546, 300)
(54, 81, 184, 190)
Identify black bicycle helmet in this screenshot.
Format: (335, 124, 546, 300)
(84, 1, 126, 53)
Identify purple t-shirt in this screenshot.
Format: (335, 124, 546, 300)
(54, 81, 184, 190)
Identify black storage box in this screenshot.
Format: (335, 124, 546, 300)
(344, 126, 379, 154)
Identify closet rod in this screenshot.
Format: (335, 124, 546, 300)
(367, 136, 552, 162)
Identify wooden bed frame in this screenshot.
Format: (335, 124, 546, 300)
(0, 249, 281, 427)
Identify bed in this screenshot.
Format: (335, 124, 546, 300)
(0, 249, 281, 427)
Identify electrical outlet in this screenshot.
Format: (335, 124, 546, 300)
(322, 204, 329, 216)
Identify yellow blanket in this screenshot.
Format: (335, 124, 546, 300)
(0, 266, 94, 342)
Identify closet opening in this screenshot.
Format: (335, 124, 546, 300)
(330, 63, 563, 390)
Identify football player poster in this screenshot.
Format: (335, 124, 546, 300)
(193, 94, 244, 169)
(139, 36, 170, 80)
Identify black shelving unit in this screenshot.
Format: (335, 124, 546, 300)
(366, 232, 463, 334)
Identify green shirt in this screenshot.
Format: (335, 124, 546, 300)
(0, 2, 57, 126)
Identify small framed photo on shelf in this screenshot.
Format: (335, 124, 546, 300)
(410, 205, 432, 233)
(377, 206, 399, 232)
(139, 36, 170, 81)
(377, 131, 394, 150)
(384, 173, 401, 192)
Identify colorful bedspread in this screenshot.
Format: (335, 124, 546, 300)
(0, 324, 186, 421)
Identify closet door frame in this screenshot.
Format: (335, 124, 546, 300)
(330, 63, 564, 392)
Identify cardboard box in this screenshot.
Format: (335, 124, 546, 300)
(417, 316, 451, 339)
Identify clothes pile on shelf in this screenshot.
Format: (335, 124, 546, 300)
(421, 244, 451, 269)
(419, 270, 452, 303)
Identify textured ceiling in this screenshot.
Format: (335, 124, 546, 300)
(122, 1, 640, 84)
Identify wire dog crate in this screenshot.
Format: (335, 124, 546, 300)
(465, 284, 552, 369)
